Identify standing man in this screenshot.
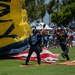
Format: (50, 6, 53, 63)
(25, 29, 42, 65)
(56, 28, 70, 60)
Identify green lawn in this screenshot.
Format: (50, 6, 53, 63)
(0, 47, 75, 75)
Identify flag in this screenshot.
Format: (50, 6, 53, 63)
(11, 46, 60, 63)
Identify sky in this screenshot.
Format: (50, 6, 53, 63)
(44, 11, 49, 25)
(45, 0, 50, 4)
(43, 0, 50, 25)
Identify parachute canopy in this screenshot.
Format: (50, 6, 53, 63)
(0, 0, 32, 56)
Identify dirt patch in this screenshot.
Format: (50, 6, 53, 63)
(19, 63, 53, 68)
(56, 61, 75, 66)
(19, 61, 75, 68)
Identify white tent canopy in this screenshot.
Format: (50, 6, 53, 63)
(45, 25, 53, 30)
(36, 22, 53, 30)
(36, 26, 43, 30)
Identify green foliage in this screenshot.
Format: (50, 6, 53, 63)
(47, 0, 55, 14)
(62, 0, 75, 6)
(39, 3, 46, 18)
(25, 0, 46, 22)
(47, 0, 56, 25)
(51, 1, 75, 26)
(47, 0, 61, 13)
(25, 0, 36, 22)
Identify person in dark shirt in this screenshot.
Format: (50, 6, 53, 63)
(25, 29, 42, 65)
(56, 28, 70, 60)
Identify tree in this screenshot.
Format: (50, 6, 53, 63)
(25, 0, 46, 23)
(25, 0, 36, 22)
(51, 2, 75, 26)
(47, 0, 55, 25)
(36, 0, 46, 22)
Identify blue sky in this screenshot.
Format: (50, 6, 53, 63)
(45, 0, 50, 3)
(44, 0, 50, 25)
(44, 11, 49, 25)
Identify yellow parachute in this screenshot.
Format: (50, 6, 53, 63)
(0, 0, 32, 53)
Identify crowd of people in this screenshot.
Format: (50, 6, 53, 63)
(40, 26, 75, 48)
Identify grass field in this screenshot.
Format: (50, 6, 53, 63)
(0, 47, 75, 75)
